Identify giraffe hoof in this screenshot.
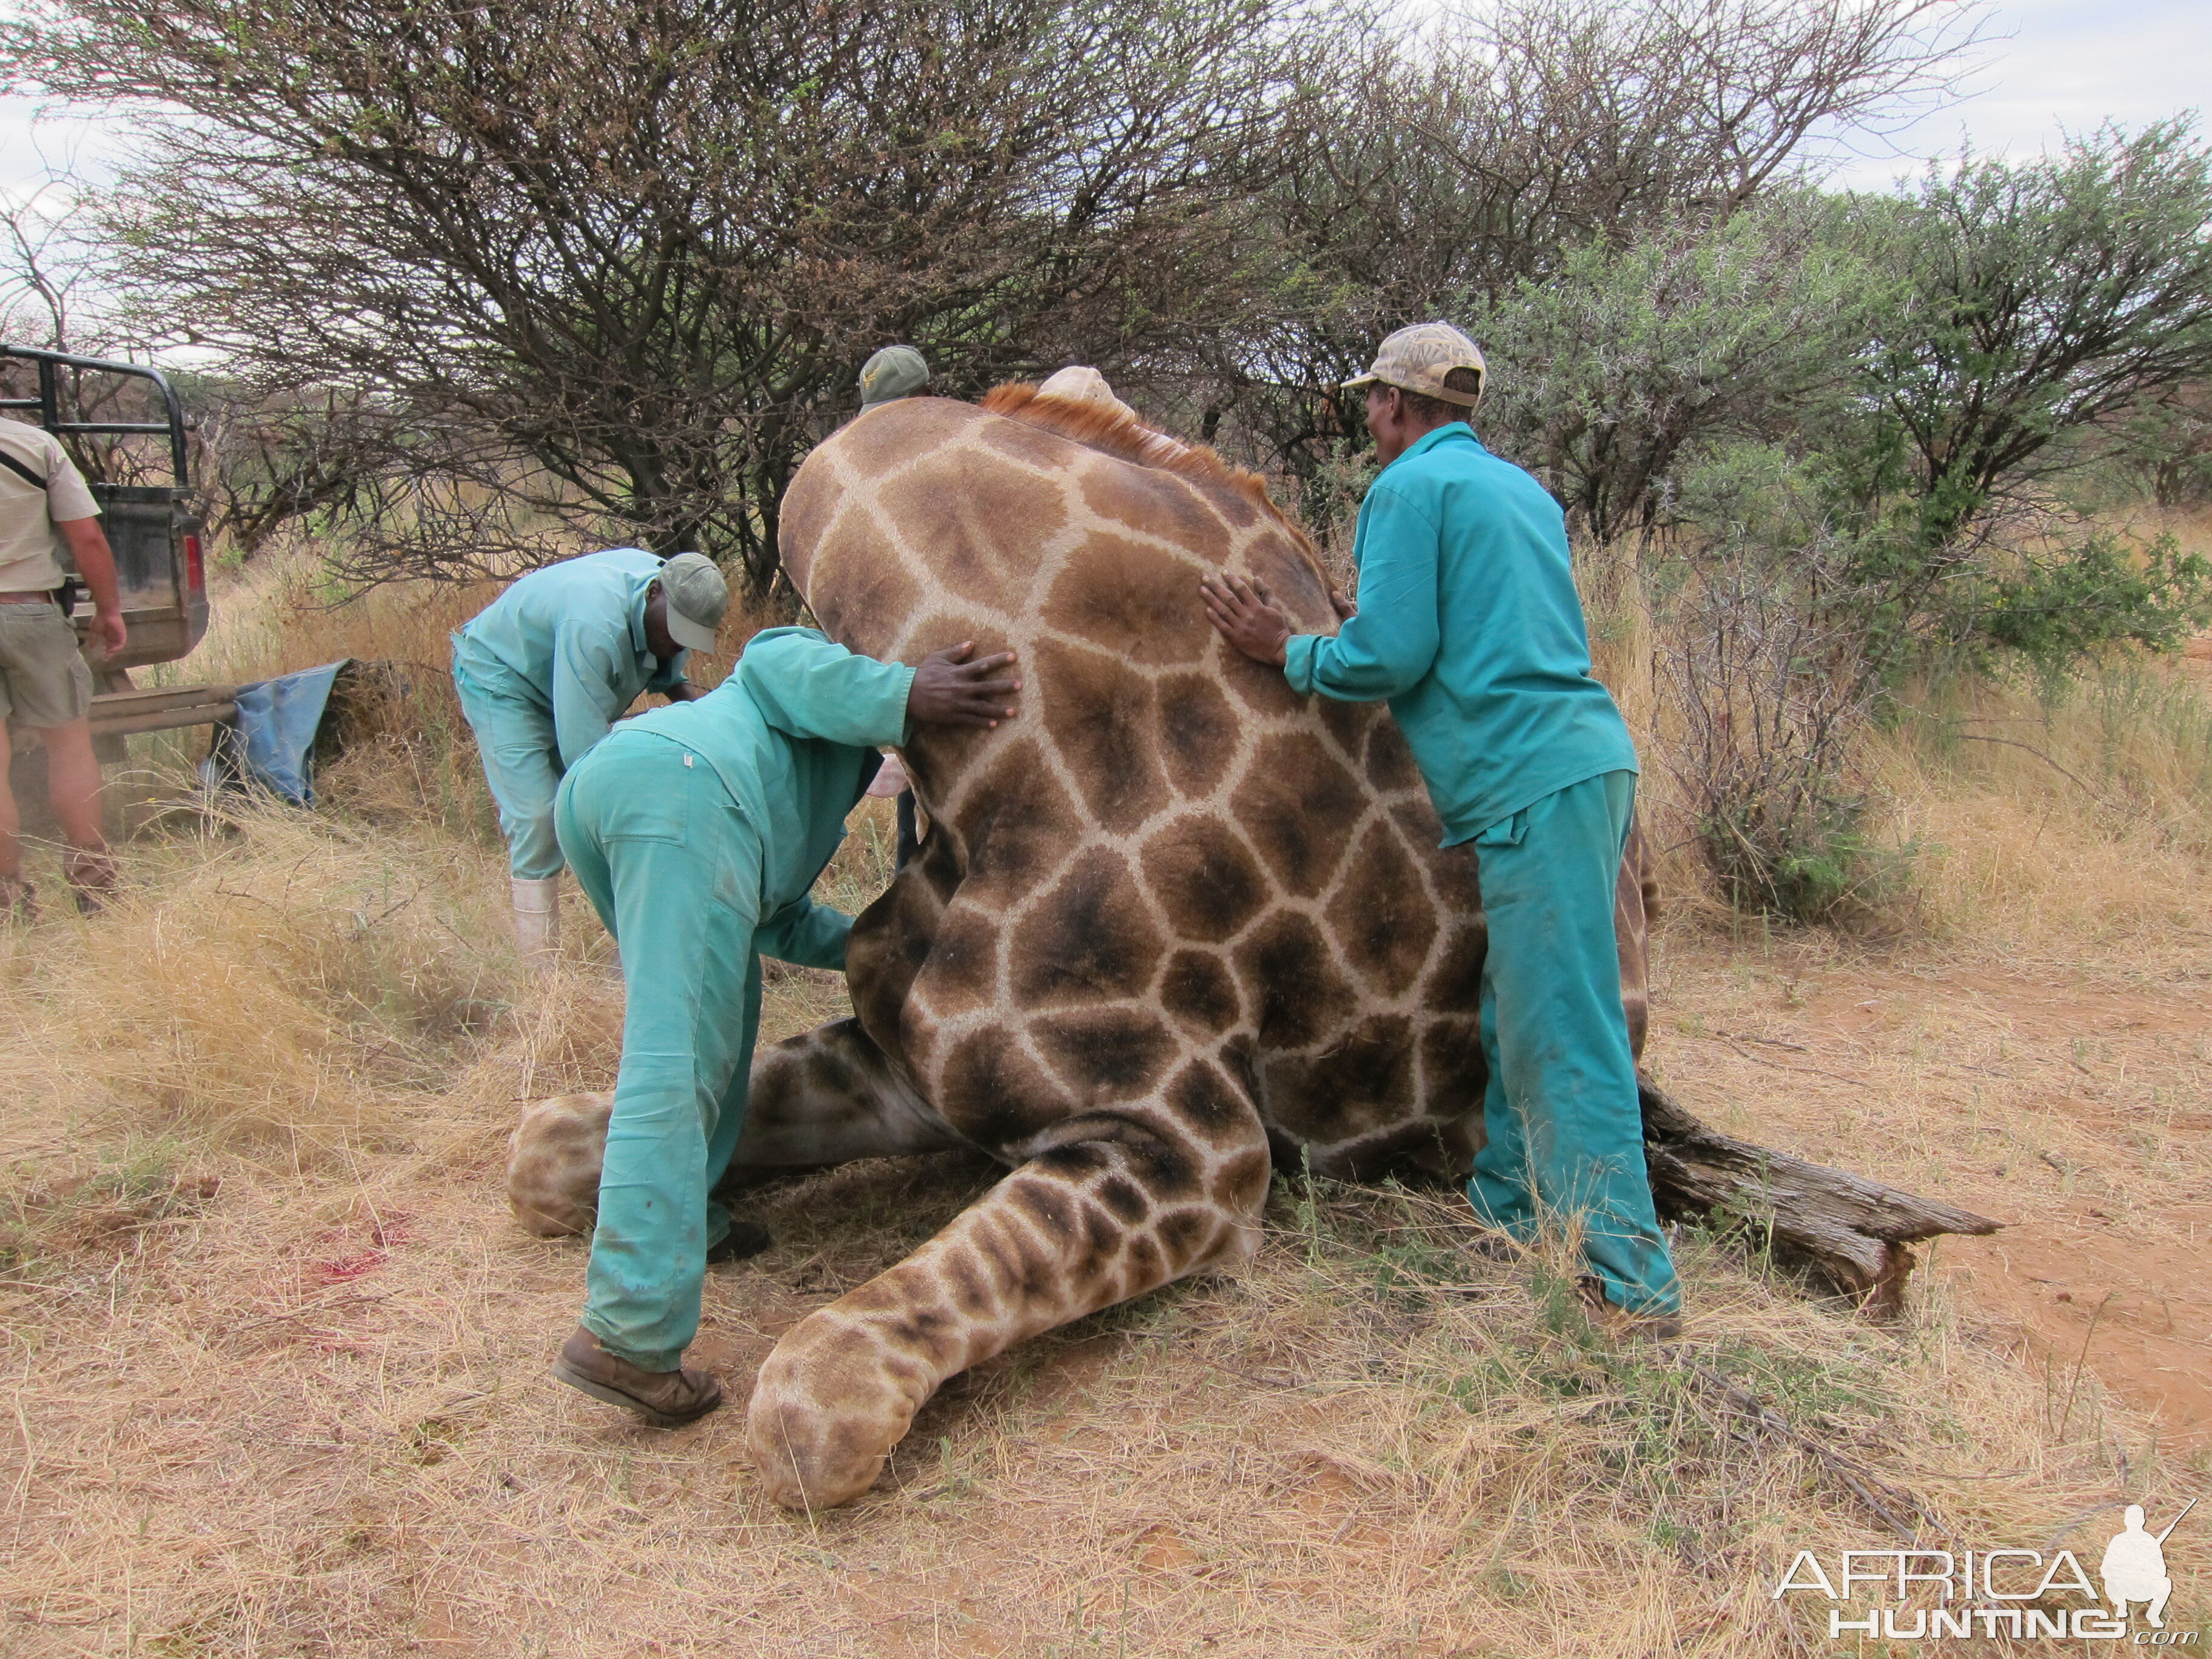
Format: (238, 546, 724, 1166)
(506, 1093, 613, 1238)
(746, 1319, 921, 1510)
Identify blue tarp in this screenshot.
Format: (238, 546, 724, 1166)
(200, 659, 352, 806)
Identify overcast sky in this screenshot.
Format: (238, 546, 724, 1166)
(1822, 0, 2206, 189)
(2, 0, 2206, 207)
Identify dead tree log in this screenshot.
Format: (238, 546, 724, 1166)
(1638, 1076, 2000, 1318)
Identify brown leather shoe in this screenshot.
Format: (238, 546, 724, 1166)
(1576, 1275, 1684, 1342)
(551, 1326, 723, 1426)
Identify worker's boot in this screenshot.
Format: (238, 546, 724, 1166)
(64, 850, 117, 917)
(707, 1219, 774, 1264)
(551, 1326, 722, 1427)
(1577, 1275, 1684, 1342)
(512, 876, 559, 964)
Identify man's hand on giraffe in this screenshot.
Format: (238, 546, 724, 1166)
(1328, 583, 1357, 623)
(1200, 571, 1292, 668)
(908, 642, 1022, 729)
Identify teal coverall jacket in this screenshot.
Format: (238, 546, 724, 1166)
(451, 549, 692, 879)
(554, 627, 914, 1369)
(1283, 425, 1635, 841)
(1284, 424, 1678, 1316)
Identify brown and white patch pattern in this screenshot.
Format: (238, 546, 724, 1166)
(509, 387, 1658, 1510)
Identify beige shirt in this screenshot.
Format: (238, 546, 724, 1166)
(0, 421, 101, 593)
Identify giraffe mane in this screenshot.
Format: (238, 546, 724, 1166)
(979, 383, 1319, 558)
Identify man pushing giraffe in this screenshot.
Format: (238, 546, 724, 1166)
(1201, 323, 1681, 1335)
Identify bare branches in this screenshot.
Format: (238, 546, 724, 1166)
(1658, 532, 1895, 924)
(0, 173, 141, 363)
(1225, 0, 1980, 481)
(4, 0, 1335, 592)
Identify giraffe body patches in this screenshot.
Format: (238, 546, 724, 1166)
(1042, 533, 1212, 667)
(1033, 637, 1173, 833)
(1155, 671, 1240, 797)
(1031, 1006, 1179, 1103)
(1159, 948, 1242, 1033)
(1364, 719, 1425, 792)
(1326, 822, 1440, 995)
(1233, 911, 1359, 1050)
(1008, 847, 1165, 1005)
(505, 1092, 613, 1238)
(1139, 816, 1269, 943)
(1230, 732, 1367, 896)
(501, 389, 1664, 1512)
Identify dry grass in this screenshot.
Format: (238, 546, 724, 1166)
(6, 991, 2194, 1659)
(1582, 511, 2212, 969)
(1869, 665, 2212, 967)
(0, 540, 2206, 1654)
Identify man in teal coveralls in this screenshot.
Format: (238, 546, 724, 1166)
(1201, 322, 1681, 1333)
(451, 548, 729, 959)
(549, 627, 1021, 1424)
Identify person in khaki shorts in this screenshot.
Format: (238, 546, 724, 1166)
(0, 420, 128, 919)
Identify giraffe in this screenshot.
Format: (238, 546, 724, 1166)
(507, 384, 1657, 1509)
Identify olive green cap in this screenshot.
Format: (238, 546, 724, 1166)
(657, 552, 728, 653)
(859, 345, 931, 411)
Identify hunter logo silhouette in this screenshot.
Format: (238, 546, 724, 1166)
(2103, 1499, 2193, 1630)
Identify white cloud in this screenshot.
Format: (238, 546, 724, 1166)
(1823, 0, 2207, 191)
(0, 94, 136, 209)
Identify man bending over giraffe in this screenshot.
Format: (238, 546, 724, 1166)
(451, 549, 729, 960)
(1201, 321, 1683, 1336)
(548, 626, 1021, 1425)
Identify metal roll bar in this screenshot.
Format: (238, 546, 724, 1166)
(0, 344, 190, 484)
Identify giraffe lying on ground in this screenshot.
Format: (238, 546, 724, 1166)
(508, 384, 1660, 1508)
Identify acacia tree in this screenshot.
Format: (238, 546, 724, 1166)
(1209, 0, 1975, 480)
(2, 0, 1330, 595)
(1474, 194, 1882, 548)
(1857, 119, 2212, 554)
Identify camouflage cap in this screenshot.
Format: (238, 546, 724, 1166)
(1341, 322, 1486, 407)
(858, 344, 931, 411)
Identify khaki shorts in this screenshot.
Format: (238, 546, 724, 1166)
(0, 601, 93, 728)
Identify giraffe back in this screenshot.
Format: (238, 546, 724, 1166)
(779, 390, 1651, 1182)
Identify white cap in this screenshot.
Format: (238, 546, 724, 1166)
(1038, 366, 1136, 421)
(657, 552, 728, 652)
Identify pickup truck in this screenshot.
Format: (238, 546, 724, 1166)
(1, 344, 237, 760)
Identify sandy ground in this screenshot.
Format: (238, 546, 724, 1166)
(2, 909, 2205, 1656)
(1646, 933, 2212, 1455)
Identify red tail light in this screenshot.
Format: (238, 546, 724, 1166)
(184, 532, 204, 594)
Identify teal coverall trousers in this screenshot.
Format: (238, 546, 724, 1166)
(452, 656, 568, 881)
(1464, 770, 1681, 1318)
(555, 729, 848, 1370)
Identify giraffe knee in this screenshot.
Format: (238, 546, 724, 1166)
(506, 1091, 612, 1238)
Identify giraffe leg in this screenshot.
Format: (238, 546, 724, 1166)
(746, 1110, 1271, 1510)
(719, 1016, 970, 1185)
(1614, 816, 1656, 1058)
(504, 1017, 966, 1237)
